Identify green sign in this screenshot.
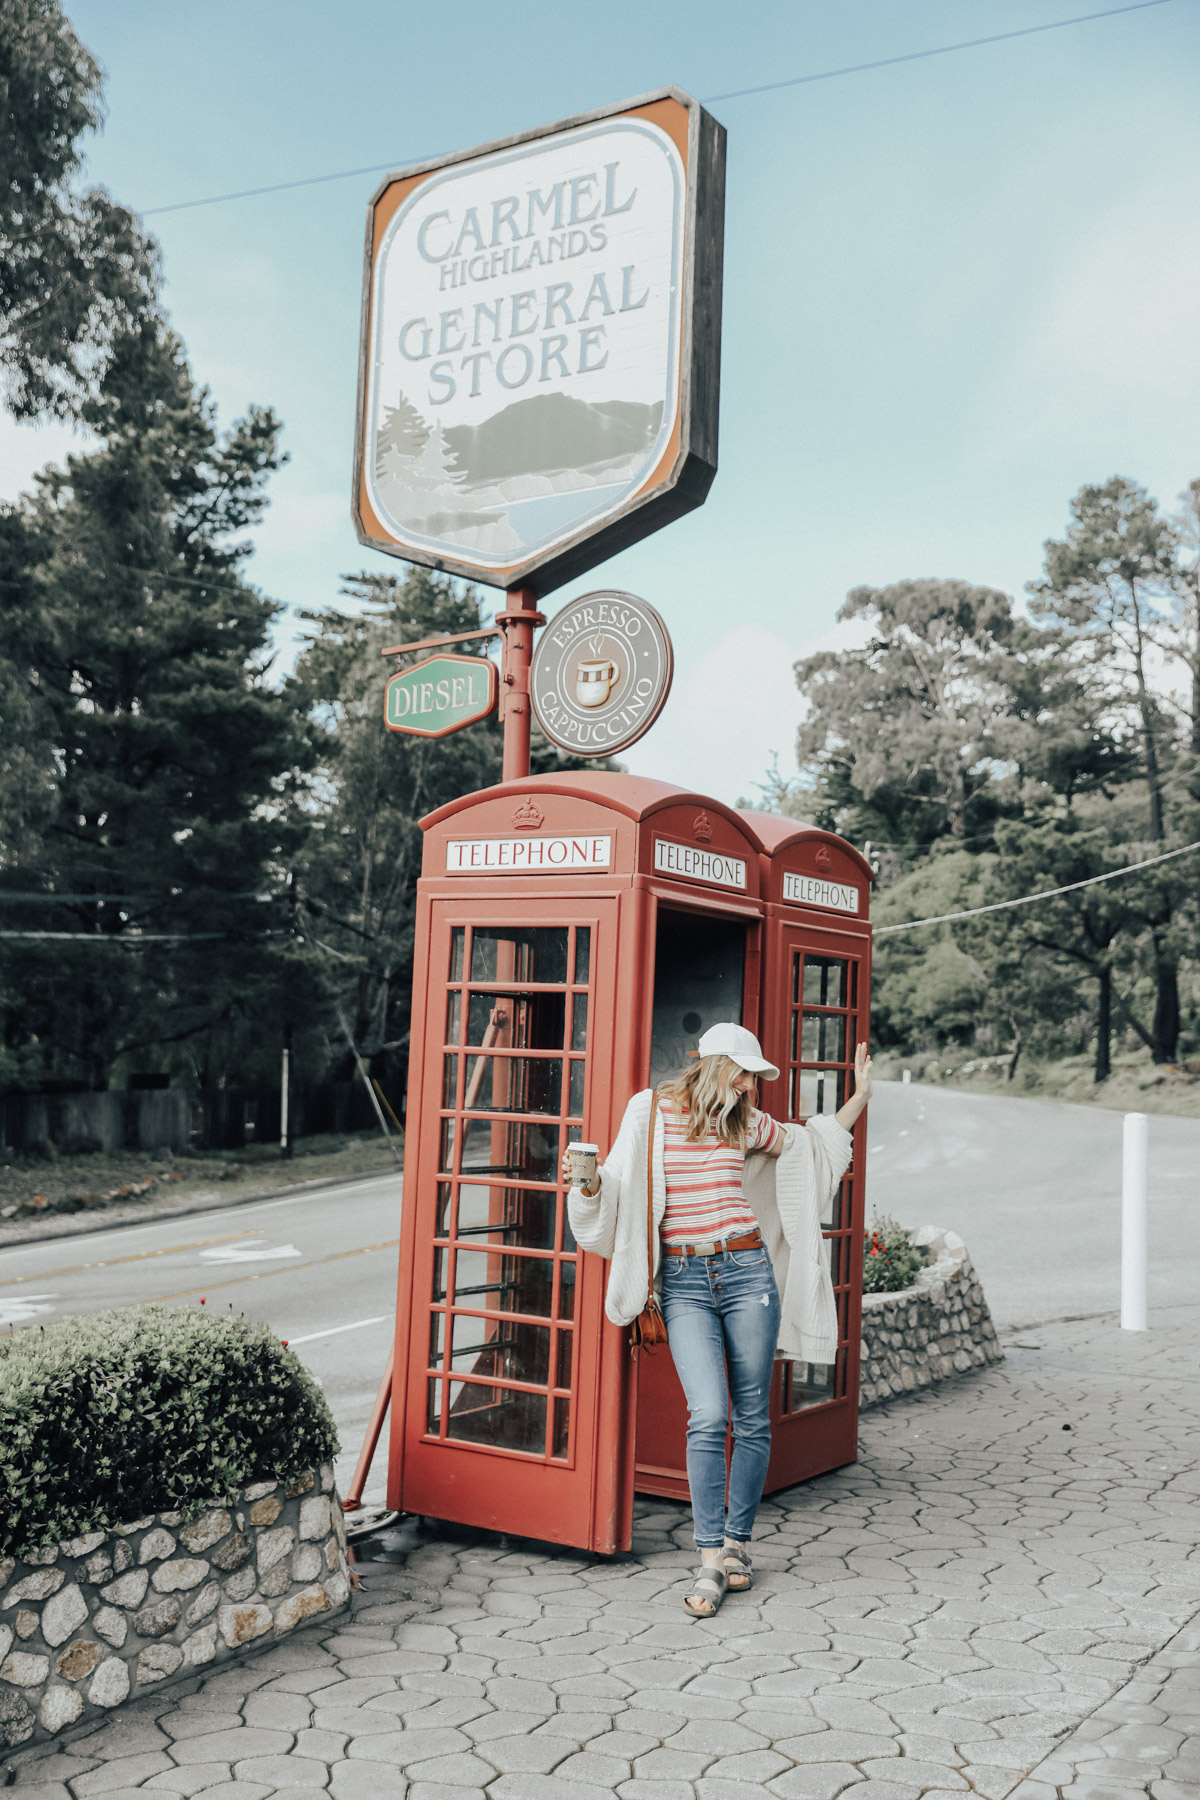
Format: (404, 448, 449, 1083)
(384, 652, 497, 738)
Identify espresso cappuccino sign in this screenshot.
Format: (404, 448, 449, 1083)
(531, 590, 673, 756)
(353, 89, 725, 595)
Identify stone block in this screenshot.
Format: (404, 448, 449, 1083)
(38, 1684, 84, 1733)
(137, 1643, 184, 1685)
(285, 1471, 315, 1497)
(133, 1596, 183, 1639)
(15, 1609, 37, 1639)
(99, 1569, 148, 1609)
(2, 1651, 50, 1686)
(184, 1621, 218, 1666)
(209, 1532, 251, 1572)
(58, 1530, 106, 1560)
(178, 1511, 231, 1555)
(218, 1602, 273, 1648)
(221, 1565, 256, 1602)
(299, 1495, 332, 1540)
(91, 1608, 127, 1649)
(41, 1583, 89, 1647)
(242, 1480, 278, 1501)
(259, 1564, 291, 1598)
(184, 1582, 221, 1626)
(255, 1525, 295, 1573)
(0, 1687, 34, 1748)
(3, 1570, 64, 1607)
(248, 1496, 282, 1527)
(137, 1528, 177, 1565)
(292, 1543, 323, 1583)
(87, 1657, 130, 1709)
(151, 1558, 210, 1594)
(79, 1550, 113, 1587)
(275, 1583, 332, 1635)
(56, 1640, 103, 1681)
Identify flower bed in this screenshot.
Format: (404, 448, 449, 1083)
(860, 1226, 1003, 1408)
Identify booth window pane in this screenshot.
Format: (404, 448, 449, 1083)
(435, 1183, 453, 1236)
(467, 989, 565, 1050)
(568, 1059, 585, 1117)
(439, 1118, 456, 1172)
(801, 1013, 846, 1064)
(428, 1380, 443, 1431)
(432, 1248, 448, 1301)
(557, 1259, 578, 1318)
(449, 1323, 551, 1386)
(445, 991, 461, 1044)
(470, 926, 568, 985)
(570, 992, 588, 1052)
(555, 1332, 573, 1391)
(450, 928, 464, 982)
(429, 1312, 446, 1368)
(442, 1055, 459, 1109)
(803, 956, 846, 1006)
(573, 927, 591, 985)
(446, 1384, 547, 1453)
(462, 1054, 563, 1117)
(452, 1248, 555, 1319)
(552, 1396, 570, 1460)
(459, 1118, 559, 1181)
(798, 1068, 846, 1119)
(455, 1183, 558, 1251)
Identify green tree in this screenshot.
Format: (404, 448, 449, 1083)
(1, 0, 161, 420)
(0, 324, 308, 1089)
(1031, 479, 1189, 1059)
(793, 579, 1023, 851)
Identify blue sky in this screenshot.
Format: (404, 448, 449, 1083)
(2, 0, 1197, 803)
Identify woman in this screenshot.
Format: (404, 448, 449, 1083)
(565, 1020, 872, 1616)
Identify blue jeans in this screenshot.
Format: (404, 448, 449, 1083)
(661, 1246, 782, 1548)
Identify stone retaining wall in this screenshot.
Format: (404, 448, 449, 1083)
(0, 1464, 350, 1756)
(860, 1227, 1003, 1408)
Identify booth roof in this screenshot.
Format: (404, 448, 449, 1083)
(421, 773, 874, 879)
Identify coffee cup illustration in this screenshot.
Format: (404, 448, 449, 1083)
(575, 656, 617, 708)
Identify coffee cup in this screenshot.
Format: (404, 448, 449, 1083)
(566, 1142, 600, 1189)
(575, 659, 616, 708)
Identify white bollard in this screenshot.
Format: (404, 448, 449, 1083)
(902, 1069, 911, 1085)
(1120, 1111, 1148, 1331)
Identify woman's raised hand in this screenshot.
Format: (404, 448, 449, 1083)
(853, 1041, 874, 1102)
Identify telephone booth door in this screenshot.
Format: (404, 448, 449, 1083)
(397, 899, 621, 1548)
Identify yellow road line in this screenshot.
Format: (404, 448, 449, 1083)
(0, 1231, 265, 1291)
(150, 1238, 400, 1305)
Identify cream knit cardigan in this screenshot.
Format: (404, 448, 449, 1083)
(567, 1089, 852, 1365)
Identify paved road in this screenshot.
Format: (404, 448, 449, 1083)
(0, 1171, 404, 1505)
(865, 1079, 1200, 1327)
(2, 1082, 1196, 1495)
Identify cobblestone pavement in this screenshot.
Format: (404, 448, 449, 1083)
(6, 1306, 1199, 1800)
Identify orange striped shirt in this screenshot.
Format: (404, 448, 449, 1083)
(660, 1102, 781, 1245)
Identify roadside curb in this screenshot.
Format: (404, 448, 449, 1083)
(0, 1161, 403, 1253)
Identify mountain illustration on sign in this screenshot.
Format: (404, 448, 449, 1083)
(374, 390, 664, 556)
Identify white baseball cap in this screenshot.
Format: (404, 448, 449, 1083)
(696, 1022, 780, 1083)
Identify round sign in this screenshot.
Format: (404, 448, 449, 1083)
(531, 590, 674, 757)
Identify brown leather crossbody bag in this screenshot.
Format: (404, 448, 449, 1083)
(629, 1092, 669, 1354)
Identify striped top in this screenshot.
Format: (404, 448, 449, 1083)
(660, 1101, 782, 1245)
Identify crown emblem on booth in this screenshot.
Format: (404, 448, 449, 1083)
(814, 844, 832, 871)
(693, 811, 714, 841)
(512, 798, 544, 830)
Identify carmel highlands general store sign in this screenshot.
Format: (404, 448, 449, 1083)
(354, 88, 726, 595)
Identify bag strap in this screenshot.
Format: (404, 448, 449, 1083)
(645, 1090, 659, 1310)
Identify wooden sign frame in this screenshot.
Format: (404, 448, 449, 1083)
(353, 86, 725, 597)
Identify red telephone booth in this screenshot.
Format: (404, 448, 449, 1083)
(387, 773, 872, 1554)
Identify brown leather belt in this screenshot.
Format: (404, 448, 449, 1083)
(664, 1229, 764, 1259)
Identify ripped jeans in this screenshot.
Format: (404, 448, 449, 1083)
(660, 1245, 782, 1548)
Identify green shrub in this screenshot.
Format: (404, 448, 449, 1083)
(862, 1214, 924, 1294)
(0, 1306, 339, 1558)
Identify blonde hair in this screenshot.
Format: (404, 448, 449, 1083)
(658, 1055, 754, 1148)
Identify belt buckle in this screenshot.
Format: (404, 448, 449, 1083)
(694, 1241, 718, 1258)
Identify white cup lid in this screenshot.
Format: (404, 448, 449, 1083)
(572, 1143, 600, 1154)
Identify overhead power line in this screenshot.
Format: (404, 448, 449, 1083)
(141, 0, 1176, 218)
(873, 838, 1200, 936)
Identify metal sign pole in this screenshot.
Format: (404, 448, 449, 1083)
(497, 586, 546, 782)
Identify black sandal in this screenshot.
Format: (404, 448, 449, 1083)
(683, 1564, 729, 1616)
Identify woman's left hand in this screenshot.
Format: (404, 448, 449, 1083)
(852, 1041, 874, 1102)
